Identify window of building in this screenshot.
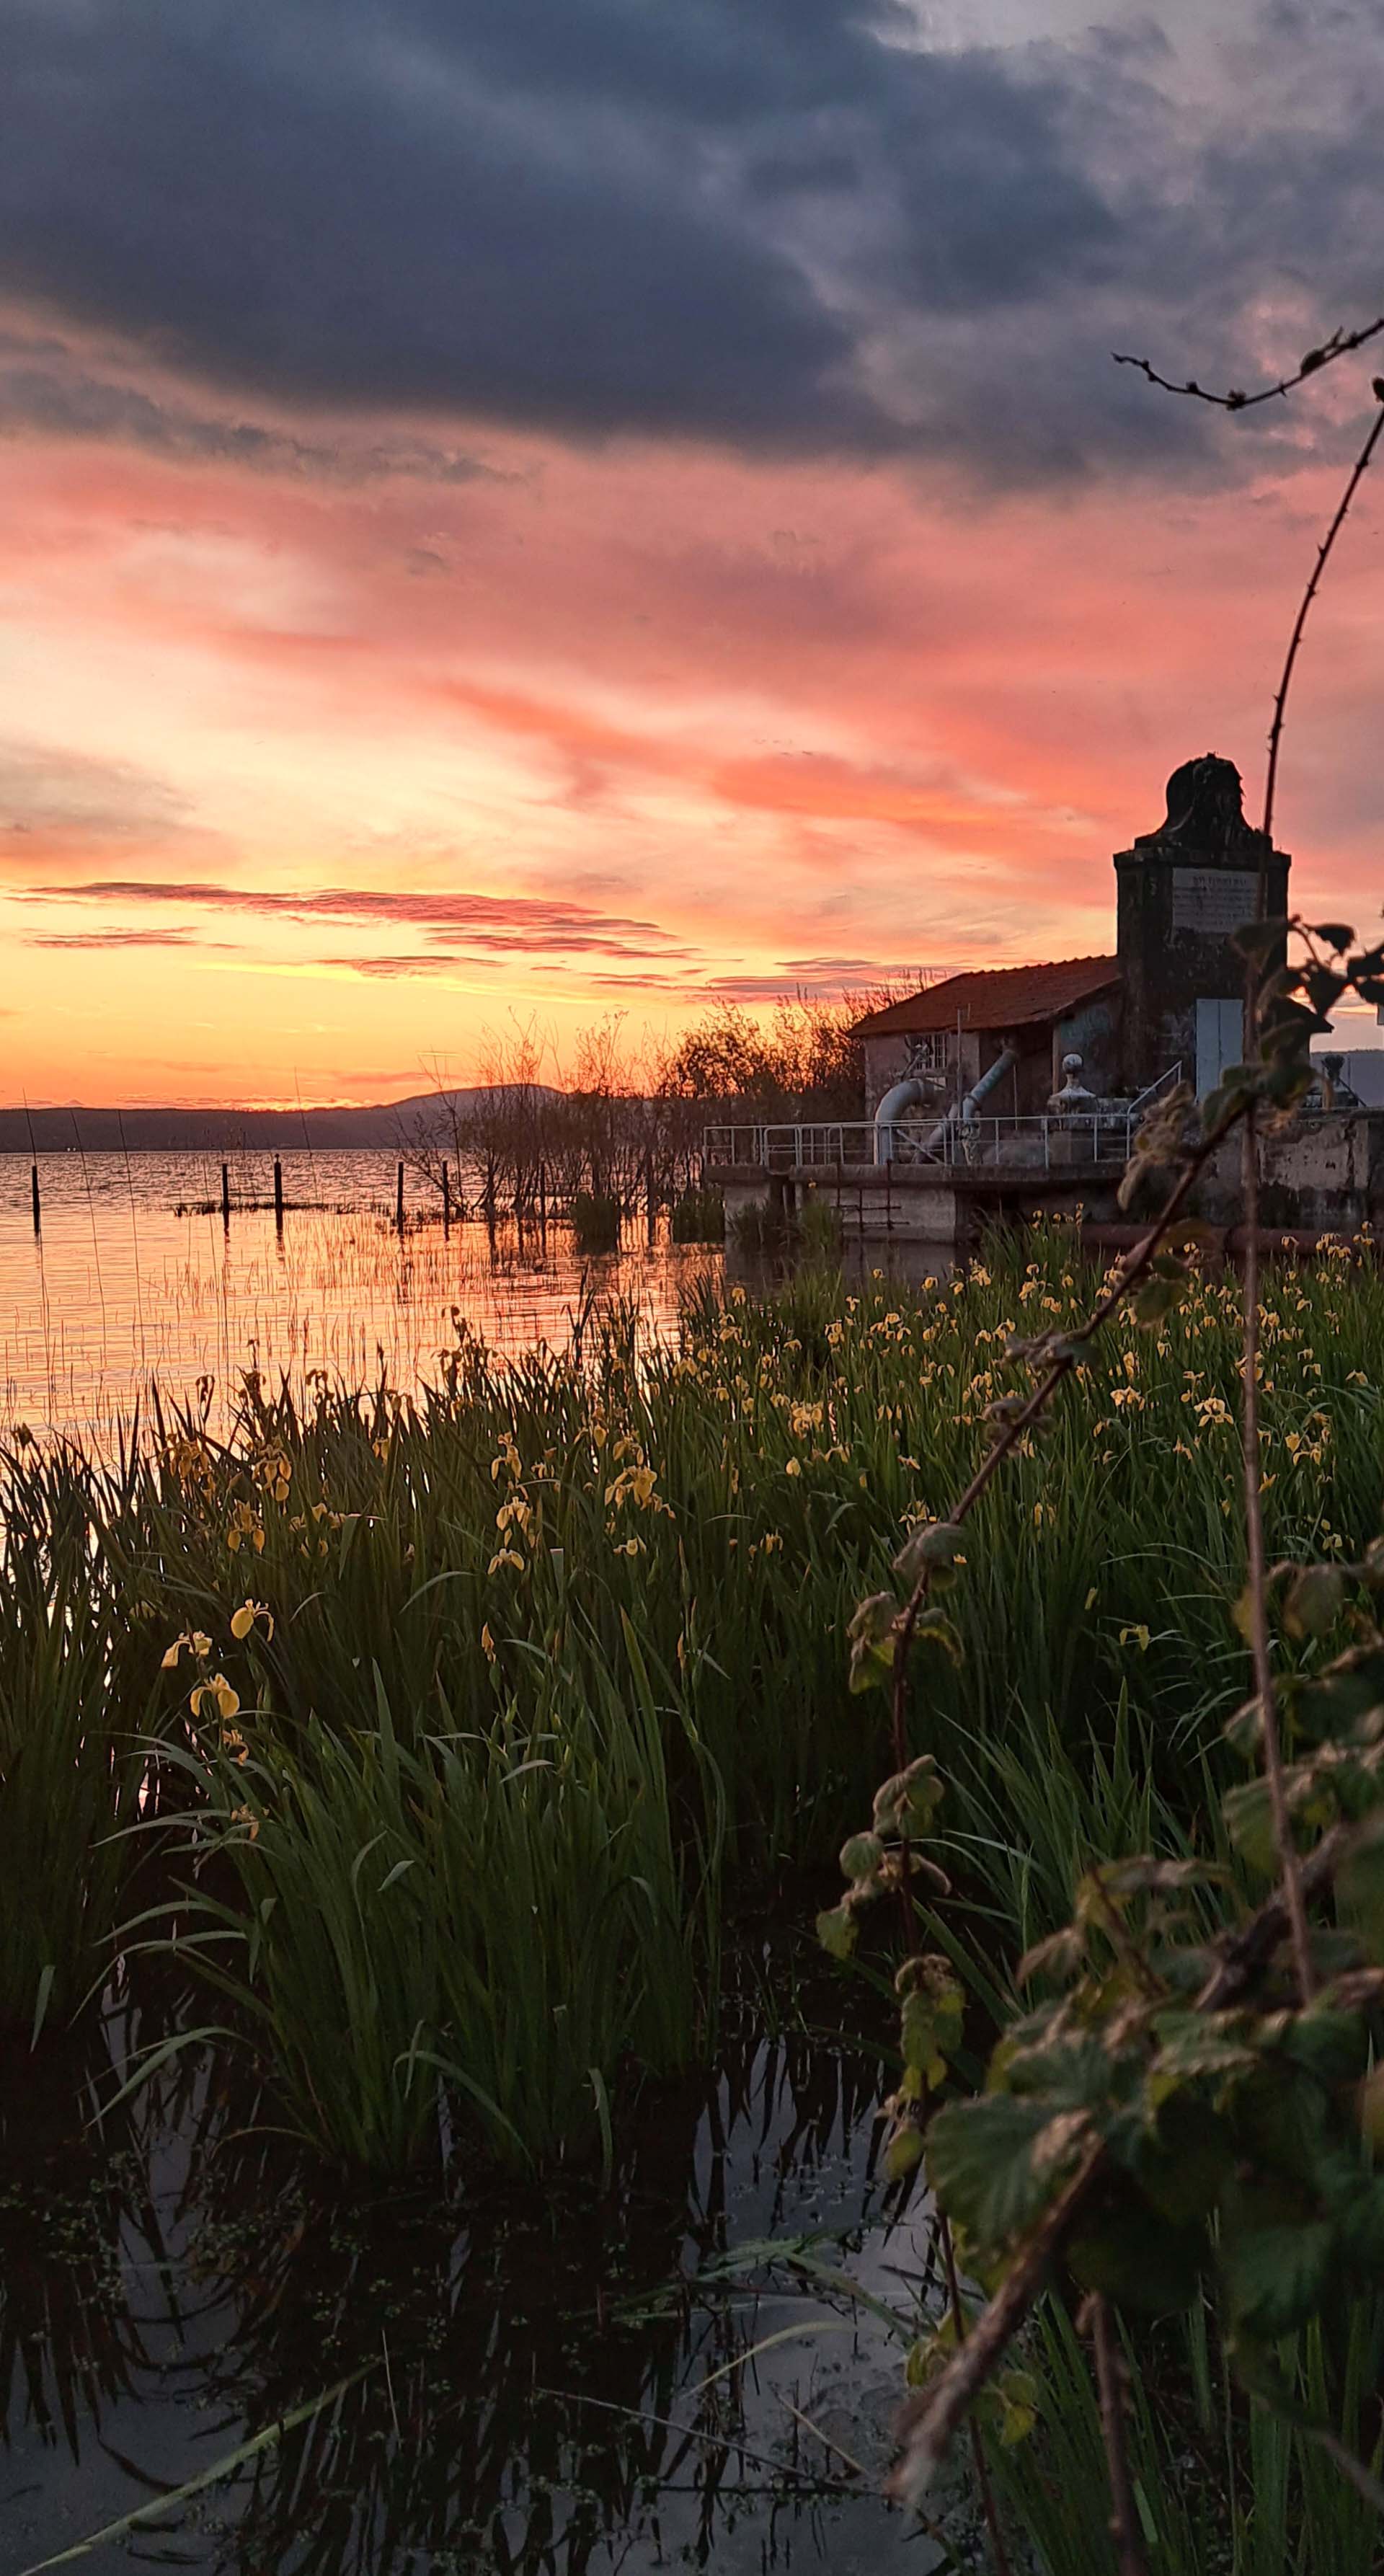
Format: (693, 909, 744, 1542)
(907, 1033, 946, 1074)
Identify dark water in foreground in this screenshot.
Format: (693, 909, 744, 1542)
(1, 1944, 967, 2576)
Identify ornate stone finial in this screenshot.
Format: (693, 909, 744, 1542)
(1135, 753, 1269, 862)
(1048, 1051, 1098, 1117)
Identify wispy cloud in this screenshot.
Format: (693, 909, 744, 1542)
(29, 876, 697, 962)
(27, 927, 208, 949)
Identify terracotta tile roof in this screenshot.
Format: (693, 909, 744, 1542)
(853, 955, 1120, 1039)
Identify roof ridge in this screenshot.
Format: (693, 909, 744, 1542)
(852, 953, 1121, 1039)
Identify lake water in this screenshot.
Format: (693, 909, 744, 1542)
(0, 1153, 975, 2574)
(3, 1946, 967, 2576)
(0, 1151, 723, 1439)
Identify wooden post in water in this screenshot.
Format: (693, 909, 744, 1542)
(396, 1161, 405, 1230)
(273, 1157, 284, 1230)
(441, 1161, 451, 1231)
(30, 1162, 40, 1233)
(221, 1161, 231, 1225)
(538, 1159, 548, 1232)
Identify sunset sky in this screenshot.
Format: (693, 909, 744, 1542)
(1, 0, 1383, 1105)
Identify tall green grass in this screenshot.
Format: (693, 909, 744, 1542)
(9, 1224, 1384, 2168)
(0, 1439, 169, 2035)
(136, 1640, 719, 2172)
(988, 2292, 1384, 2575)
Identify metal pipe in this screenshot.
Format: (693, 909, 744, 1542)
(872, 1075, 930, 1165)
(924, 1042, 1019, 1158)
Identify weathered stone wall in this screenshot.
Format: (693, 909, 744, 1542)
(1054, 993, 1122, 1099)
(863, 1033, 913, 1120)
(1196, 1110, 1384, 1231)
(1114, 756, 1290, 1094)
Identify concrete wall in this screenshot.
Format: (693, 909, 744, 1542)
(1310, 1048, 1384, 1107)
(1197, 1110, 1384, 1231)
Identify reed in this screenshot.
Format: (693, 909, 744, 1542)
(125, 1629, 719, 2172)
(12, 1223, 1384, 2172)
(0, 1438, 168, 2035)
(987, 2292, 1384, 2575)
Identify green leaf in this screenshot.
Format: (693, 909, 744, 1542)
(1132, 1272, 1187, 1328)
(927, 2095, 1088, 2251)
(872, 1754, 944, 1838)
(991, 2367, 1040, 2447)
(817, 1901, 859, 1961)
(840, 1829, 884, 1882)
(1223, 2218, 1334, 2335)
(1297, 1647, 1384, 1742)
(1336, 1821, 1384, 1962)
(1272, 2003, 1369, 2090)
(914, 1606, 963, 1664)
(1282, 1564, 1347, 1642)
(1222, 1776, 1279, 1877)
(1068, 2195, 1205, 2314)
(897, 1955, 964, 2090)
(1148, 2011, 1259, 2111)
(847, 1592, 897, 1694)
(1127, 2086, 1235, 2226)
(892, 1520, 966, 1587)
(884, 2123, 924, 2182)
(1330, 2177, 1384, 2268)
(1300, 967, 1347, 1015)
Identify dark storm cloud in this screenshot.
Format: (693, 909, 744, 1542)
(0, 0, 1143, 469)
(0, 0, 1376, 482)
(0, 339, 502, 482)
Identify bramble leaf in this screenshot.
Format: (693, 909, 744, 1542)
(873, 1755, 944, 1838)
(847, 1592, 897, 1694)
(892, 1520, 967, 1588)
(897, 1953, 964, 2092)
(1282, 1564, 1347, 1641)
(1336, 1821, 1384, 1961)
(1223, 2218, 1334, 2335)
(817, 1901, 859, 1962)
(1068, 2196, 1205, 2315)
(928, 2096, 1089, 2250)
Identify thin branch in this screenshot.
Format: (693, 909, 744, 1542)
(889, 2138, 1105, 2506)
(1239, 1102, 1315, 2002)
(1085, 2295, 1149, 2576)
(939, 2211, 1016, 2576)
(1199, 1822, 1349, 2009)
(1261, 396, 1384, 844)
(1112, 318, 1384, 413)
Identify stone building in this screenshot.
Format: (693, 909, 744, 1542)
(854, 753, 1290, 1126)
(706, 754, 1384, 1248)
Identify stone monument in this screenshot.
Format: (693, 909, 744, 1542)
(1113, 754, 1290, 1098)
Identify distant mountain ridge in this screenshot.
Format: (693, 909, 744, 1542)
(0, 1089, 545, 1154)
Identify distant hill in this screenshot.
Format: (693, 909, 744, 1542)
(0, 1089, 552, 1154)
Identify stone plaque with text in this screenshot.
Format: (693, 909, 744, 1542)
(1171, 867, 1260, 934)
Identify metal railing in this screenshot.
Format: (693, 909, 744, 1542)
(704, 1115, 1140, 1173)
